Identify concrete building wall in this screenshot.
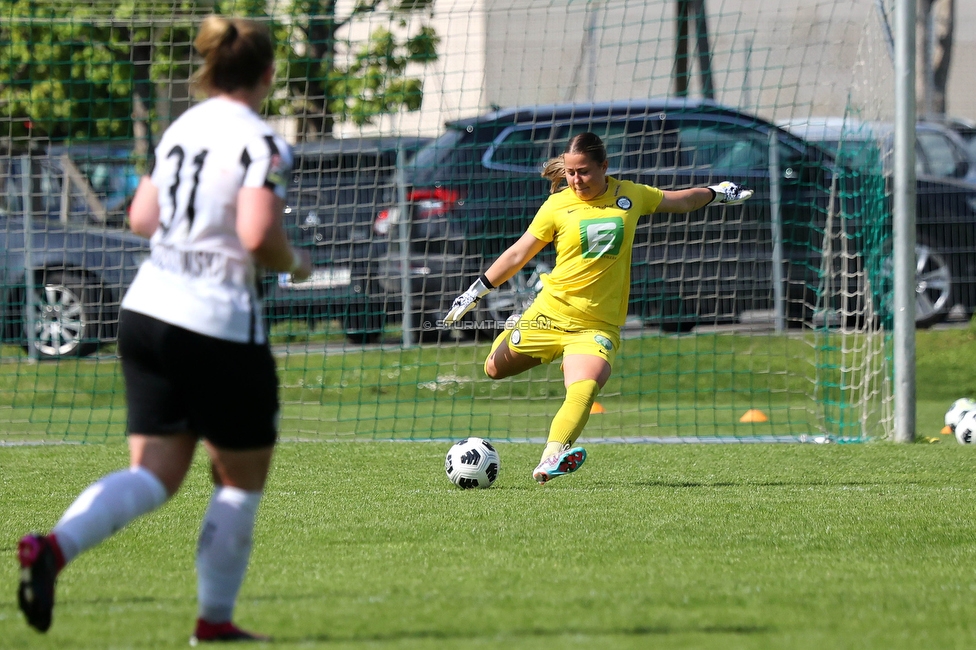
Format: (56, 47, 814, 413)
(336, 0, 975, 139)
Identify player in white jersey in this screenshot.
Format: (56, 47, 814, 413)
(16, 15, 310, 644)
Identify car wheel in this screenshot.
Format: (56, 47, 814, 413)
(906, 243, 952, 329)
(788, 243, 952, 330)
(23, 271, 102, 359)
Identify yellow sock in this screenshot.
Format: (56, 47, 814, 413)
(542, 379, 599, 460)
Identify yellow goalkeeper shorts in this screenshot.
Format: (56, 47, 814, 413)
(490, 300, 620, 368)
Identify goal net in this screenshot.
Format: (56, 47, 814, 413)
(0, 0, 904, 444)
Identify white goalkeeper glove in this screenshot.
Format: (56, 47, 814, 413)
(706, 181, 754, 206)
(444, 274, 495, 326)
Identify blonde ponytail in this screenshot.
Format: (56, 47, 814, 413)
(541, 155, 566, 194)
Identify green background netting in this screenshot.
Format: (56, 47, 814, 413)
(0, 0, 902, 444)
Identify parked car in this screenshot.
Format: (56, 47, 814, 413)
(928, 116, 976, 164)
(374, 99, 976, 336)
(0, 154, 149, 359)
(45, 142, 142, 227)
(779, 118, 976, 184)
(780, 117, 976, 326)
(263, 136, 430, 343)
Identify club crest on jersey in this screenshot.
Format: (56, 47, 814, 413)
(616, 196, 632, 210)
(594, 334, 613, 351)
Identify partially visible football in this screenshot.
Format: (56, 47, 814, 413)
(445, 437, 500, 489)
(956, 410, 976, 445)
(945, 397, 976, 432)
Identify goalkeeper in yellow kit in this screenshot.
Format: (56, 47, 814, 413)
(443, 132, 753, 484)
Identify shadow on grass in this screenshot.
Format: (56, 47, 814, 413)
(486, 478, 903, 490)
(286, 623, 770, 644)
(593, 479, 898, 489)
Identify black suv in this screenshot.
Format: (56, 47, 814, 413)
(780, 117, 976, 327)
(376, 99, 976, 335)
(264, 136, 429, 342)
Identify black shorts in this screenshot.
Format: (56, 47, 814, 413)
(118, 309, 279, 450)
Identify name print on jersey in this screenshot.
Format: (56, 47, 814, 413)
(579, 216, 624, 259)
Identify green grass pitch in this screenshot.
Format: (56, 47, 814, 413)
(4, 441, 976, 648)
(3, 326, 976, 647)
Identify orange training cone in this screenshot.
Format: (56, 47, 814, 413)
(739, 409, 769, 423)
(590, 401, 606, 414)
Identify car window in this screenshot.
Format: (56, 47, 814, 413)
(76, 159, 139, 213)
(687, 124, 772, 169)
(917, 131, 963, 178)
(621, 121, 668, 171)
(406, 129, 474, 187)
(817, 138, 887, 172)
(552, 121, 629, 172)
(485, 121, 631, 174)
(0, 157, 19, 215)
(966, 139, 976, 167)
(636, 120, 802, 171)
(485, 126, 554, 172)
(0, 157, 94, 222)
(412, 129, 466, 170)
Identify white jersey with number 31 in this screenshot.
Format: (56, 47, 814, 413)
(121, 97, 292, 344)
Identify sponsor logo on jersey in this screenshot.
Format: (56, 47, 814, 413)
(579, 217, 624, 259)
(594, 334, 613, 352)
(511, 327, 522, 345)
(616, 196, 632, 210)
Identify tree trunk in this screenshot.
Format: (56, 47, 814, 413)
(130, 42, 154, 171)
(673, 0, 714, 100)
(917, 0, 954, 117)
(297, 0, 338, 140)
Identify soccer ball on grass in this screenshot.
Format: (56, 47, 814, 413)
(445, 437, 500, 489)
(955, 409, 976, 445)
(944, 397, 976, 433)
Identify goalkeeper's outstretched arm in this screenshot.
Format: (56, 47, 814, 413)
(657, 181, 754, 213)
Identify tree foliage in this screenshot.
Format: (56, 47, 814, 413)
(0, 1, 141, 140)
(278, 0, 438, 137)
(0, 0, 438, 142)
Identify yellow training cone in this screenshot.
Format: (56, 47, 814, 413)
(590, 401, 606, 414)
(739, 409, 768, 423)
(941, 425, 953, 435)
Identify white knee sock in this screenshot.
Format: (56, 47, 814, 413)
(52, 466, 168, 564)
(196, 486, 263, 623)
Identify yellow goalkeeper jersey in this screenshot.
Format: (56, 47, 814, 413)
(527, 177, 664, 327)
